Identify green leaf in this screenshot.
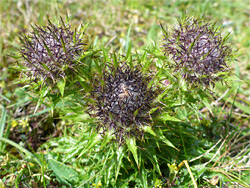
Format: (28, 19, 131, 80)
(79, 23, 90, 37)
(34, 86, 50, 114)
(79, 50, 101, 62)
(73, 28, 77, 44)
(102, 47, 109, 63)
(15, 107, 51, 120)
(112, 53, 118, 69)
(77, 133, 100, 159)
(48, 158, 79, 185)
(154, 89, 169, 102)
(77, 76, 92, 92)
(0, 106, 7, 138)
(57, 78, 66, 97)
(100, 132, 114, 149)
(125, 23, 132, 51)
(143, 126, 156, 136)
(160, 22, 168, 38)
(41, 40, 54, 60)
(157, 113, 182, 122)
(94, 58, 103, 76)
(139, 167, 148, 188)
(222, 32, 231, 45)
(0, 137, 41, 166)
(202, 97, 213, 116)
(125, 43, 132, 62)
(115, 147, 125, 182)
(149, 107, 159, 114)
(126, 137, 139, 168)
(158, 129, 177, 150)
(60, 36, 67, 54)
(0, 106, 7, 151)
(59, 16, 68, 31)
(145, 149, 161, 176)
(0, 94, 10, 103)
(228, 97, 250, 115)
(133, 108, 140, 117)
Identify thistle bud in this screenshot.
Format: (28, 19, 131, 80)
(163, 17, 233, 87)
(90, 62, 157, 142)
(19, 20, 85, 84)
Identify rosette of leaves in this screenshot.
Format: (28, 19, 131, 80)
(162, 16, 233, 87)
(19, 19, 85, 84)
(90, 62, 157, 143)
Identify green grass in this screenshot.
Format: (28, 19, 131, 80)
(1, 0, 250, 187)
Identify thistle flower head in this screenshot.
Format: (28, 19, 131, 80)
(90, 62, 157, 142)
(163, 17, 233, 87)
(20, 19, 85, 83)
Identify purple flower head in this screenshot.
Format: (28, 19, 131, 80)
(90, 62, 157, 143)
(20, 20, 85, 84)
(163, 17, 233, 87)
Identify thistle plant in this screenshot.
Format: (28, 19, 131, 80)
(90, 62, 157, 142)
(19, 19, 85, 84)
(162, 16, 233, 87)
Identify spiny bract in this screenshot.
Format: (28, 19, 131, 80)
(20, 20, 85, 83)
(90, 62, 157, 142)
(163, 16, 233, 87)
